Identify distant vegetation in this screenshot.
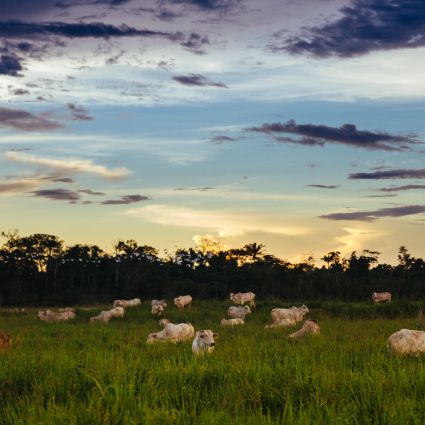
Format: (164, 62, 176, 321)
(0, 230, 424, 306)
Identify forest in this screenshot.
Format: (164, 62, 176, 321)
(0, 230, 423, 306)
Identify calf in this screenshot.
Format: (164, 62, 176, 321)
(289, 320, 320, 339)
(229, 292, 256, 308)
(174, 295, 192, 310)
(192, 330, 217, 355)
(388, 329, 425, 356)
(147, 322, 195, 344)
(90, 306, 124, 323)
(372, 292, 391, 303)
(227, 305, 251, 320)
(220, 318, 244, 327)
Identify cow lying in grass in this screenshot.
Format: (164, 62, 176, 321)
(89, 306, 124, 323)
(37, 309, 76, 322)
(265, 305, 309, 329)
(372, 292, 391, 303)
(289, 320, 320, 339)
(192, 330, 217, 355)
(147, 322, 195, 344)
(388, 329, 425, 356)
(113, 298, 141, 308)
(228, 305, 251, 320)
(220, 318, 244, 326)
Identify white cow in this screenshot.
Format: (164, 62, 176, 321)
(158, 318, 170, 327)
(37, 309, 76, 322)
(147, 322, 195, 344)
(372, 292, 392, 303)
(90, 306, 125, 323)
(388, 329, 425, 356)
(151, 299, 167, 316)
(220, 318, 245, 327)
(227, 305, 251, 320)
(192, 330, 217, 355)
(265, 305, 309, 329)
(174, 295, 192, 310)
(229, 292, 256, 308)
(113, 298, 141, 308)
(289, 320, 320, 339)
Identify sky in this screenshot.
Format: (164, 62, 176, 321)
(0, 0, 425, 264)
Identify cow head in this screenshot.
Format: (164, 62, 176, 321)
(197, 330, 216, 347)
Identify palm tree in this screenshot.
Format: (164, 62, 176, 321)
(243, 243, 265, 262)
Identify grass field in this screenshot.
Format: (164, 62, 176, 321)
(1, 301, 425, 424)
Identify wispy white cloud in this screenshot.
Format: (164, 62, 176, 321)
(5, 151, 130, 180)
(121, 203, 309, 237)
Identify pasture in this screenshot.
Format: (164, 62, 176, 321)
(1, 301, 425, 424)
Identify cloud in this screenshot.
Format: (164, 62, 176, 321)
(0, 107, 63, 131)
(66, 103, 93, 121)
(246, 120, 416, 151)
(163, 0, 242, 11)
(378, 184, 425, 192)
(174, 186, 215, 191)
(271, 0, 425, 58)
(5, 151, 130, 180)
(349, 169, 425, 180)
(0, 21, 208, 54)
(52, 177, 74, 183)
(12, 88, 30, 95)
(319, 205, 425, 221)
(172, 73, 228, 88)
(78, 189, 105, 195)
(0, 177, 40, 195)
(30, 188, 81, 202)
(209, 135, 238, 144)
(0, 54, 23, 76)
(122, 204, 308, 237)
(101, 194, 150, 204)
(306, 184, 340, 189)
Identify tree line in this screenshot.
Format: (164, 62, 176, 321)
(0, 231, 423, 306)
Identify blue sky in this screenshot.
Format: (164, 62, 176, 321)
(0, 0, 424, 263)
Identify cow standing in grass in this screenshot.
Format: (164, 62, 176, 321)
(372, 292, 391, 303)
(265, 305, 309, 329)
(174, 295, 192, 310)
(192, 330, 217, 355)
(229, 292, 256, 308)
(151, 300, 167, 316)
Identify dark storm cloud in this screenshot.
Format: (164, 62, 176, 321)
(54, 0, 133, 10)
(305, 184, 340, 189)
(246, 120, 416, 151)
(378, 184, 425, 192)
(0, 107, 63, 131)
(349, 169, 425, 180)
(271, 0, 425, 58)
(0, 54, 23, 76)
(30, 188, 82, 202)
(101, 194, 150, 204)
(173, 73, 227, 87)
(179, 33, 209, 54)
(66, 103, 93, 121)
(319, 205, 425, 221)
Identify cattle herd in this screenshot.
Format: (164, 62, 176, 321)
(1, 290, 424, 356)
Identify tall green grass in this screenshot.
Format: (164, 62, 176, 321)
(1, 301, 425, 424)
